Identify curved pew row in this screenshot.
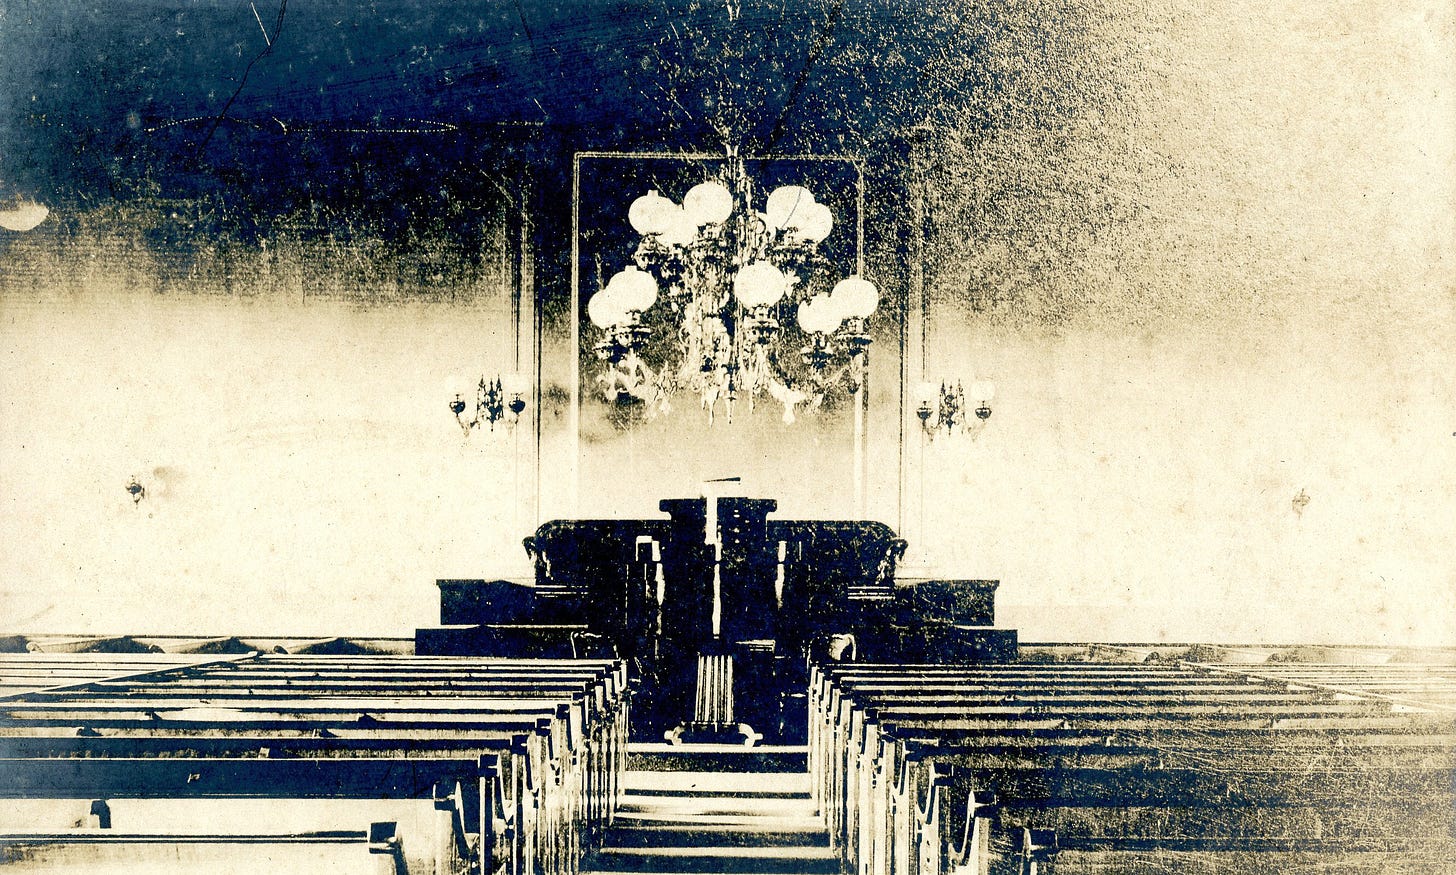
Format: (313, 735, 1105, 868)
(0, 654, 629, 875)
(809, 663, 1456, 875)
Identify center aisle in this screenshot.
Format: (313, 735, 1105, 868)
(584, 747, 836, 875)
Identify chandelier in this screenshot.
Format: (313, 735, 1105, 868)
(585, 158, 879, 425)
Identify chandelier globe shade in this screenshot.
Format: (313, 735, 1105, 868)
(764, 186, 815, 230)
(587, 284, 627, 328)
(608, 266, 659, 314)
(683, 181, 734, 227)
(628, 190, 678, 236)
(796, 293, 844, 335)
(785, 202, 834, 244)
(830, 276, 879, 320)
(733, 260, 790, 309)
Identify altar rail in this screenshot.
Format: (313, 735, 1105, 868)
(809, 662, 1456, 875)
(0, 654, 628, 875)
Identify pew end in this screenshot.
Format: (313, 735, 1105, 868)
(1013, 828, 1058, 875)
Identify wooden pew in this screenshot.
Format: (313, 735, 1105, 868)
(844, 713, 1444, 867)
(0, 755, 499, 875)
(810, 663, 1456, 875)
(810, 665, 1409, 862)
(0, 655, 630, 875)
(0, 824, 410, 875)
(0, 713, 609, 875)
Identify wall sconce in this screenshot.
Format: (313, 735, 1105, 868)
(915, 379, 994, 436)
(450, 373, 529, 434)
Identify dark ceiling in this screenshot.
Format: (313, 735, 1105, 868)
(3, 0, 1151, 323)
(4, 1, 1119, 196)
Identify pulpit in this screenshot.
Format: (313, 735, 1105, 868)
(417, 496, 1017, 743)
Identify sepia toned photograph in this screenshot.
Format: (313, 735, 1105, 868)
(2, 0, 1453, 872)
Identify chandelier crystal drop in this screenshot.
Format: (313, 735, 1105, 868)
(588, 160, 879, 425)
